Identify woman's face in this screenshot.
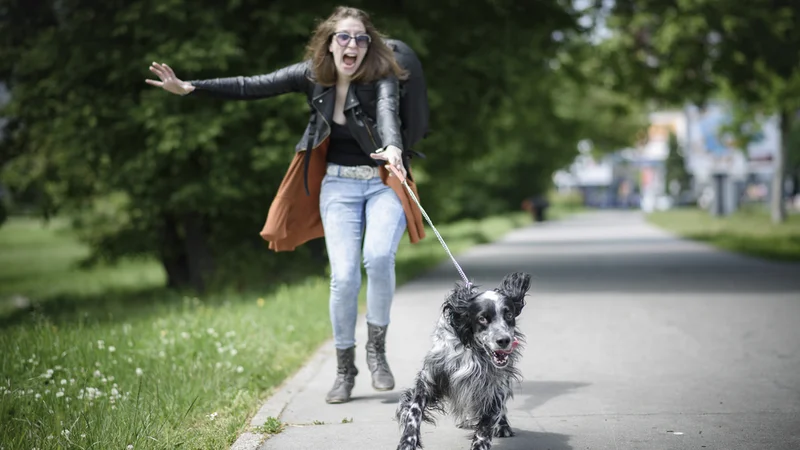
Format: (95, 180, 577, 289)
(329, 17, 370, 80)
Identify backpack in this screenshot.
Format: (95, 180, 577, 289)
(385, 39, 429, 153)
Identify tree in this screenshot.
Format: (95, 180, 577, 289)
(664, 131, 691, 198)
(603, 0, 800, 223)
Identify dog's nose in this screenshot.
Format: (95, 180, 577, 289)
(496, 336, 511, 348)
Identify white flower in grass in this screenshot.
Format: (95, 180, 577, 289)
(93, 370, 102, 378)
(135, 368, 143, 377)
(109, 346, 116, 353)
(61, 429, 70, 438)
(230, 348, 238, 356)
(215, 362, 222, 369)
(208, 412, 218, 421)
(60, 379, 67, 385)
(236, 366, 244, 373)
(97, 340, 105, 350)
(127, 445, 134, 450)
(56, 392, 64, 398)
(43, 369, 54, 379)
(158, 351, 165, 358)
(35, 393, 41, 399)
(181, 332, 190, 339)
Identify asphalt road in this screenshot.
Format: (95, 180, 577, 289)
(246, 211, 800, 450)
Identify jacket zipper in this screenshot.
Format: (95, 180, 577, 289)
(358, 109, 379, 149)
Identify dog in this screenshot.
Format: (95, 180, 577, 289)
(395, 272, 531, 450)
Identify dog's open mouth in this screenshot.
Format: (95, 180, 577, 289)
(491, 349, 512, 367)
(487, 340, 517, 368)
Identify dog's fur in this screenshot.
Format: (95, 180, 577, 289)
(395, 272, 531, 450)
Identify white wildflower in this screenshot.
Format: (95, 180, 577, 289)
(60, 379, 67, 385)
(35, 393, 41, 399)
(236, 366, 244, 373)
(127, 445, 134, 450)
(181, 332, 190, 339)
(97, 340, 105, 350)
(135, 368, 143, 377)
(158, 351, 165, 358)
(108, 346, 116, 353)
(93, 370, 102, 378)
(230, 349, 238, 356)
(208, 412, 218, 421)
(56, 391, 64, 398)
(61, 429, 70, 438)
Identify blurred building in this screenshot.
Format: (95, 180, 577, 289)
(553, 102, 782, 213)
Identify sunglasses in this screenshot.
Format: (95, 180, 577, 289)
(332, 32, 371, 49)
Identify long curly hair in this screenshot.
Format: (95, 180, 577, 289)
(304, 6, 408, 86)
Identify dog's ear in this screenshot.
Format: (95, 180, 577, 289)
(496, 272, 531, 317)
(442, 281, 478, 347)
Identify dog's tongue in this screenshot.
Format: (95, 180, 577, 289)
(497, 339, 519, 355)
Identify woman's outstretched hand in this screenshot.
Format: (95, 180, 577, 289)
(145, 62, 195, 95)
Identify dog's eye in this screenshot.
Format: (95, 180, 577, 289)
(478, 316, 488, 325)
(505, 312, 514, 320)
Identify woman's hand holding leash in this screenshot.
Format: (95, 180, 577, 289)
(371, 145, 406, 180)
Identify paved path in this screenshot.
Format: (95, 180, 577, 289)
(236, 211, 800, 450)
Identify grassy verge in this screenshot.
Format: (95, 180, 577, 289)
(0, 210, 536, 450)
(646, 206, 800, 262)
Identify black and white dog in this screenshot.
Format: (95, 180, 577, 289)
(396, 272, 531, 450)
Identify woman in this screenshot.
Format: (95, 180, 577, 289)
(146, 6, 426, 404)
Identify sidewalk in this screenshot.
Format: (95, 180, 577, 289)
(233, 211, 800, 450)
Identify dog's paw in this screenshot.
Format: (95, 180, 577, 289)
(494, 423, 514, 438)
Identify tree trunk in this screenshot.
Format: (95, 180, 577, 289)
(772, 109, 789, 223)
(159, 214, 191, 289)
(182, 212, 216, 293)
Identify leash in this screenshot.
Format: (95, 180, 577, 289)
(386, 164, 471, 288)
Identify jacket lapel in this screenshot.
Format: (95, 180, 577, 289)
(311, 85, 335, 124)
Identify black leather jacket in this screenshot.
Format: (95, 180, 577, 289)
(187, 60, 414, 193)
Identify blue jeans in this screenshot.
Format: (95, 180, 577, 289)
(320, 165, 407, 350)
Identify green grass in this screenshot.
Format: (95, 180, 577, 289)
(646, 206, 800, 262)
(0, 210, 538, 450)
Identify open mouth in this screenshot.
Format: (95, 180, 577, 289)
(342, 54, 357, 68)
(486, 339, 518, 368)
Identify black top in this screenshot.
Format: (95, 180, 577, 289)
(326, 121, 377, 167)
